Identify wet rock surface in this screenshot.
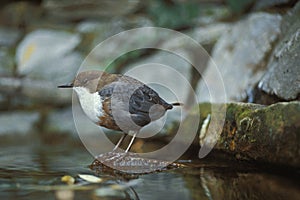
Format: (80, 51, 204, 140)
(90, 151, 184, 175)
(196, 101, 300, 168)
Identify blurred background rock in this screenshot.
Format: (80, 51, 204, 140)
(0, 0, 299, 142)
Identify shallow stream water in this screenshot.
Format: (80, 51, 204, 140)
(1, 138, 299, 200)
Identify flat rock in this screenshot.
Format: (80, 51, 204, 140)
(258, 2, 300, 100)
(90, 151, 184, 174)
(197, 12, 282, 102)
(16, 29, 82, 84)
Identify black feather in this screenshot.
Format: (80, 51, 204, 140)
(129, 85, 172, 126)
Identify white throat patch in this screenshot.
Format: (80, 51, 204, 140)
(73, 87, 104, 123)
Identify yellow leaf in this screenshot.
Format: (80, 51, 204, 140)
(61, 175, 75, 185)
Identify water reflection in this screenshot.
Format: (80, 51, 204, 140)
(0, 140, 299, 200)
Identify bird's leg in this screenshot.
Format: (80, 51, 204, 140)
(113, 133, 126, 151)
(125, 130, 138, 153)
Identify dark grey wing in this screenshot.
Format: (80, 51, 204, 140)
(129, 85, 172, 127)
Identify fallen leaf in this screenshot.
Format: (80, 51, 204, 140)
(78, 174, 103, 183)
(61, 175, 75, 185)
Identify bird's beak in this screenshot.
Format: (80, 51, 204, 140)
(57, 83, 74, 88)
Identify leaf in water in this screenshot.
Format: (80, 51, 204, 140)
(61, 175, 75, 185)
(78, 174, 103, 183)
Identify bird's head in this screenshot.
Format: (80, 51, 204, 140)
(58, 70, 107, 93)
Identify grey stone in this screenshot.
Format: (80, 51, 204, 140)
(258, 3, 300, 100)
(43, 0, 140, 20)
(197, 13, 282, 102)
(81, 23, 223, 73)
(0, 112, 39, 135)
(16, 29, 82, 84)
(187, 23, 231, 45)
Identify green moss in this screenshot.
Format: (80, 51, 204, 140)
(147, 0, 200, 29)
(226, 0, 254, 13)
(198, 102, 212, 119)
(192, 101, 300, 166)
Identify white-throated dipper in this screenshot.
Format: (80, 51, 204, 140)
(58, 70, 181, 152)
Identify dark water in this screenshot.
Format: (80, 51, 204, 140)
(0, 139, 299, 200)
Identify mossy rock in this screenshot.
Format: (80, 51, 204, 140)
(195, 101, 300, 167)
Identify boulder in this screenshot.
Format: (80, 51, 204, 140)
(197, 101, 300, 167)
(258, 2, 300, 100)
(197, 13, 282, 102)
